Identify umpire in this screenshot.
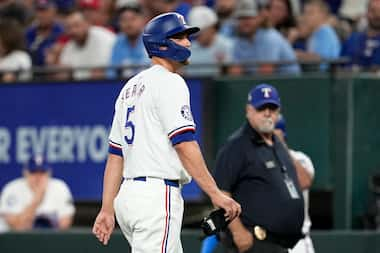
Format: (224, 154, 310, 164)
(213, 84, 304, 253)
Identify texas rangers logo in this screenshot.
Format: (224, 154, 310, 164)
(177, 14, 186, 25)
(35, 155, 44, 166)
(261, 87, 272, 98)
(181, 105, 193, 121)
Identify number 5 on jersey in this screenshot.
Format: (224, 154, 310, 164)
(125, 106, 135, 145)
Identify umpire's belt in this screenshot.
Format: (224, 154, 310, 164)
(133, 176, 180, 188)
(251, 225, 303, 249)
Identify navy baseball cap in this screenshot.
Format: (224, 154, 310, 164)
(248, 84, 281, 109)
(24, 155, 50, 172)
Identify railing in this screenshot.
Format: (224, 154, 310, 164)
(0, 58, 353, 82)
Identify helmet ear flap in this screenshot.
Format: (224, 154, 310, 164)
(143, 36, 169, 58)
(144, 37, 191, 62)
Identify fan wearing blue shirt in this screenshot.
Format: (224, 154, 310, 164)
(186, 5, 234, 76)
(213, 0, 237, 39)
(295, 0, 341, 65)
(230, 0, 300, 75)
(107, 4, 149, 79)
(25, 0, 64, 66)
(341, 0, 380, 70)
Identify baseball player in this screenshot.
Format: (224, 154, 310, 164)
(0, 155, 75, 232)
(274, 115, 315, 253)
(92, 12, 241, 252)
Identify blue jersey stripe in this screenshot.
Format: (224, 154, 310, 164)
(108, 145, 123, 157)
(109, 139, 122, 148)
(171, 131, 195, 145)
(167, 125, 195, 138)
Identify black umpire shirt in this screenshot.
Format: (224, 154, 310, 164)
(213, 122, 304, 238)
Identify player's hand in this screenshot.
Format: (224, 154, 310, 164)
(32, 174, 49, 204)
(210, 191, 241, 222)
(231, 227, 254, 253)
(92, 210, 115, 245)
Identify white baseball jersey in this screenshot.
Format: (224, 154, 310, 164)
(108, 64, 196, 184)
(111, 64, 196, 253)
(289, 150, 315, 253)
(0, 177, 75, 232)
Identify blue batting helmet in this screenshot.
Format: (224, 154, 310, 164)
(142, 12, 199, 62)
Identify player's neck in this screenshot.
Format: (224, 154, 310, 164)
(151, 57, 180, 73)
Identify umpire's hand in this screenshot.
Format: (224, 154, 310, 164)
(92, 210, 115, 245)
(210, 190, 241, 221)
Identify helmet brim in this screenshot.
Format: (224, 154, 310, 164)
(183, 26, 200, 35)
(168, 26, 200, 38)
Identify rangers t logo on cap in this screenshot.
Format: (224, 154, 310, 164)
(261, 87, 272, 98)
(248, 83, 281, 109)
(176, 13, 186, 25)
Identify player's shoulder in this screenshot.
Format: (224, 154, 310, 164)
(117, 69, 146, 94)
(290, 149, 311, 161)
(1, 178, 26, 194)
(290, 149, 315, 175)
(147, 65, 185, 81)
(45, 178, 72, 196)
(49, 178, 70, 189)
(145, 65, 188, 93)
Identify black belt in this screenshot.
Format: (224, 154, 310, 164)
(133, 177, 180, 188)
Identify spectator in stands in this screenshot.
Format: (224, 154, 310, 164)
(290, 0, 301, 16)
(292, 0, 341, 64)
(214, 0, 238, 38)
(268, 0, 298, 39)
(229, 0, 300, 75)
(186, 5, 233, 76)
(25, 0, 64, 67)
(59, 11, 115, 80)
(288, 15, 309, 51)
(337, 0, 368, 38)
(115, 0, 140, 11)
(341, 0, 380, 71)
(0, 0, 33, 27)
(78, 0, 113, 30)
(322, 0, 340, 15)
(140, 0, 192, 20)
(0, 19, 32, 82)
(41, 1, 75, 74)
(339, 0, 368, 22)
(54, 0, 76, 19)
(107, 3, 149, 79)
(0, 155, 75, 232)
